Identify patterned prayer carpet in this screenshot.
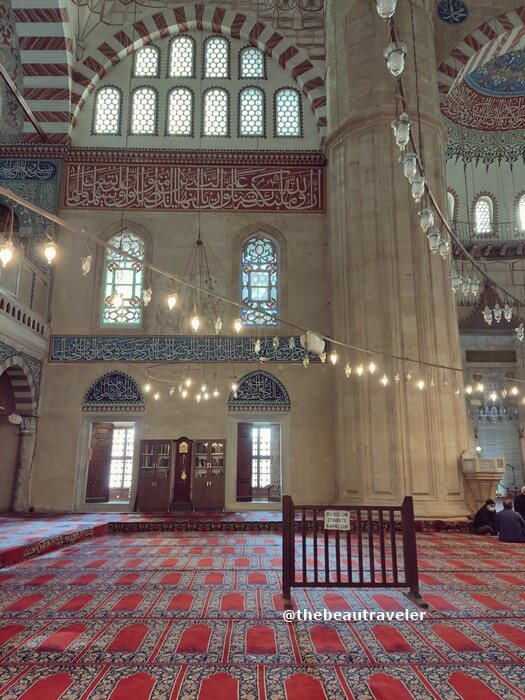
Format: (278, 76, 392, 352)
(0, 530, 524, 698)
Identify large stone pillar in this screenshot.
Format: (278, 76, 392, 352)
(13, 416, 37, 512)
(326, 0, 469, 517)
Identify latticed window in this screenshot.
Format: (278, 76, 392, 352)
(169, 36, 194, 77)
(102, 231, 145, 326)
(474, 196, 494, 234)
(167, 88, 193, 135)
(240, 47, 265, 79)
(131, 87, 157, 134)
(275, 88, 301, 137)
(93, 86, 121, 134)
(519, 195, 525, 232)
(203, 88, 228, 136)
(134, 46, 159, 77)
(204, 37, 229, 78)
(239, 87, 264, 136)
(241, 234, 278, 326)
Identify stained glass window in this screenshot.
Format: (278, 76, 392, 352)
(241, 234, 278, 326)
(167, 88, 193, 135)
(239, 87, 264, 136)
(204, 37, 229, 78)
(134, 46, 159, 77)
(131, 87, 157, 134)
(93, 86, 121, 135)
(519, 195, 525, 232)
(102, 231, 145, 326)
(203, 88, 229, 136)
(240, 47, 265, 79)
(474, 196, 493, 234)
(275, 88, 301, 137)
(169, 36, 194, 77)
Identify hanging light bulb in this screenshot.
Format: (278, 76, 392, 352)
(167, 290, 177, 310)
(201, 383, 207, 393)
(469, 277, 480, 297)
(345, 362, 352, 378)
(427, 228, 441, 254)
(169, 386, 176, 396)
(233, 318, 242, 333)
(476, 381, 484, 392)
(417, 379, 425, 391)
(185, 377, 192, 388)
(204, 392, 209, 401)
(181, 389, 188, 399)
(272, 336, 279, 349)
(380, 374, 389, 386)
(376, 0, 398, 20)
(490, 390, 498, 402)
(142, 287, 152, 306)
(504, 303, 513, 322)
(383, 41, 407, 77)
(442, 376, 448, 387)
(254, 338, 262, 354)
(450, 270, 462, 293)
(460, 277, 471, 296)
(493, 304, 502, 323)
(465, 384, 473, 394)
(144, 382, 151, 393)
(410, 175, 425, 202)
(43, 240, 57, 263)
(400, 152, 417, 180)
(394, 372, 400, 383)
(190, 314, 201, 332)
(502, 388, 508, 398)
(430, 377, 436, 388)
(368, 361, 376, 374)
(356, 363, 364, 376)
(213, 387, 219, 398)
(391, 112, 411, 150)
(303, 354, 310, 367)
(329, 349, 338, 365)
(319, 352, 327, 363)
(511, 386, 519, 396)
(109, 289, 123, 309)
(153, 391, 160, 401)
(0, 240, 14, 267)
(454, 387, 460, 397)
(419, 208, 434, 231)
(196, 393, 202, 403)
(81, 254, 92, 276)
(406, 368, 412, 381)
(215, 316, 223, 335)
(178, 384, 183, 393)
(288, 337, 295, 350)
(438, 239, 450, 259)
(516, 323, 525, 342)
(231, 380, 238, 392)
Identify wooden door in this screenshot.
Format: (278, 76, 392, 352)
(236, 423, 253, 502)
(86, 423, 113, 502)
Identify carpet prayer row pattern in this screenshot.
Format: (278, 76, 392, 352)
(0, 530, 524, 698)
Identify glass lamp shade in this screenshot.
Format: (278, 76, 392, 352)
(511, 386, 519, 396)
(142, 287, 152, 306)
(450, 270, 462, 293)
(43, 241, 57, 263)
(345, 363, 352, 377)
(153, 392, 160, 401)
(190, 314, 201, 332)
(493, 304, 502, 323)
(400, 153, 417, 180)
(181, 389, 188, 398)
(482, 306, 493, 325)
(391, 112, 411, 149)
(465, 384, 473, 394)
(469, 277, 480, 296)
(368, 361, 376, 374)
(460, 277, 471, 296)
(167, 290, 177, 310)
(0, 240, 14, 267)
(272, 336, 279, 349)
(81, 254, 92, 276)
(417, 380, 425, 391)
(214, 316, 223, 334)
(329, 350, 338, 365)
(233, 318, 242, 333)
(356, 363, 364, 376)
(419, 208, 434, 231)
(254, 338, 262, 354)
(376, 0, 397, 19)
(380, 374, 389, 386)
(427, 228, 441, 254)
(504, 303, 513, 321)
(383, 42, 407, 77)
(144, 382, 151, 393)
(410, 175, 425, 202)
(438, 239, 450, 259)
(517, 324, 525, 341)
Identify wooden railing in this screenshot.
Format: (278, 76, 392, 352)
(282, 495, 423, 606)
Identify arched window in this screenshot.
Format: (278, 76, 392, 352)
(275, 88, 301, 137)
(102, 231, 145, 326)
(447, 191, 456, 222)
(239, 87, 264, 137)
(241, 234, 278, 326)
(167, 87, 193, 136)
(474, 196, 494, 234)
(204, 37, 229, 78)
(93, 86, 121, 135)
(134, 46, 159, 77)
(240, 47, 265, 79)
(169, 36, 194, 78)
(203, 88, 229, 136)
(519, 194, 525, 232)
(130, 87, 157, 134)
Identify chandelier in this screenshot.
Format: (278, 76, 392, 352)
(144, 363, 221, 403)
(466, 373, 520, 423)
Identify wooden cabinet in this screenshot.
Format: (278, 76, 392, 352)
(192, 439, 225, 510)
(136, 440, 172, 511)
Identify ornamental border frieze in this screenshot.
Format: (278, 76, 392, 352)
(49, 335, 319, 363)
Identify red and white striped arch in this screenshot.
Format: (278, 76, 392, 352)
(12, 0, 74, 142)
(437, 7, 525, 98)
(0, 356, 38, 416)
(70, 4, 327, 136)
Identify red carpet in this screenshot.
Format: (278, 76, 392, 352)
(0, 528, 524, 698)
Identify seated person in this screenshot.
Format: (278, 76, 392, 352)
(514, 486, 525, 520)
(472, 499, 497, 535)
(496, 500, 525, 543)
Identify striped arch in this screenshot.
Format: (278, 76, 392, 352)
(71, 4, 326, 135)
(437, 7, 525, 98)
(0, 356, 38, 416)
